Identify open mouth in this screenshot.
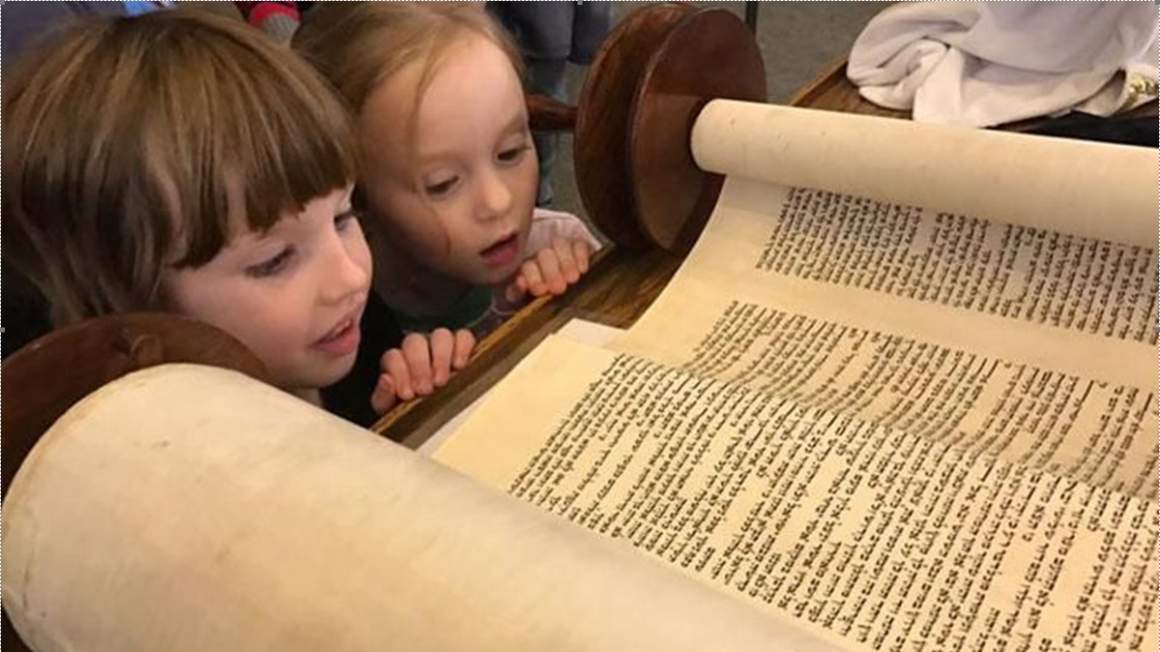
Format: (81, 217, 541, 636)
(479, 233, 520, 268)
(318, 318, 353, 343)
(313, 313, 361, 356)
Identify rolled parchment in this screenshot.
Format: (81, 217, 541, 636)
(693, 100, 1157, 248)
(2, 364, 836, 651)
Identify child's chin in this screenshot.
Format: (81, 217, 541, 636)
(474, 264, 519, 287)
(301, 356, 359, 389)
(330, 353, 360, 380)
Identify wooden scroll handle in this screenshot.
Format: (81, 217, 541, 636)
(628, 8, 766, 252)
(521, 4, 766, 254)
(527, 93, 578, 132)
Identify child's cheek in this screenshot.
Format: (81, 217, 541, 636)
(393, 211, 447, 260)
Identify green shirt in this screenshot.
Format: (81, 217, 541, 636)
(391, 285, 509, 337)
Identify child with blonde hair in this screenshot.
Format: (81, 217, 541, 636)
(293, 2, 602, 413)
(3, 10, 441, 422)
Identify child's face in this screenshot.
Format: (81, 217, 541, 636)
(166, 187, 372, 391)
(361, 33, 538, 286)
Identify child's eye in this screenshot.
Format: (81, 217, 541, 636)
(497, 145, 529, 164)
(246, 247, 294, 278)
(335, 209, 359, 232)
(424, 177, 458, 198)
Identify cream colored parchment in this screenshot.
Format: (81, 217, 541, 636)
(435, 336, 1159, 651)
(2, 365, 836, 652)
(433, 102, 1159, 651)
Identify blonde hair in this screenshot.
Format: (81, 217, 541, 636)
(293, 2, 522, 119)
(293, 2, 527, 260)
(3, 10, 357, 325)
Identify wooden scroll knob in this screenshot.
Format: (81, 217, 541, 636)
(629, 9, 767, 252)
(527, 94, 578, 132)
(572, 2, 698, 250)
(524, 4, 765, 253)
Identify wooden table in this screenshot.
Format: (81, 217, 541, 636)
(370, 59, 1154, 449)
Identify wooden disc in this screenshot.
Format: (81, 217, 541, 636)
(1, 313, 267, 498)
(573, 2, 696, 249)
(629, 9, 767, 252)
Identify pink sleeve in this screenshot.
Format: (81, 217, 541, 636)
(522, 208, 605, 259)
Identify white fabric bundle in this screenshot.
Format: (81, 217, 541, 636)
(847, 2, 1158, 127)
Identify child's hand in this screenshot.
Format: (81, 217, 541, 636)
(505, 237, 592, 303)
(371, 328, 475, 414)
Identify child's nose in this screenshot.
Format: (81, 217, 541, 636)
(322, 240, 369, 304)
(476, 169, 513, 221)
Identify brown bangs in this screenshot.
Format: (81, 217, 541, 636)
(2, 10, 357, 324)
(138, 10, 357, 267)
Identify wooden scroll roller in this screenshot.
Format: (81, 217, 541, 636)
(0, 313, 835, 651)
(529, 5, 1155, 253)
(526, 4, 766, 253)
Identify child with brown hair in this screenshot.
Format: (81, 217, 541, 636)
(292, 2, 602, 413)
(2, 9, 447, 422)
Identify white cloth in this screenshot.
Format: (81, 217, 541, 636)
(847, 2, 1158, 127)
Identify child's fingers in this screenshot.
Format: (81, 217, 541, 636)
(551, 237, 580, 284)
(401, 333, 434, 395)
(452, 329, 476, 369)
(535, 248, 567, 295)
(520, 259, 547, 296)
(572, 239, 591, 274)
(504, 275, 529, 304)
(380, 348, 414, 401)
(370, 373, 397, 415)
(429, 328, 454, 387)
